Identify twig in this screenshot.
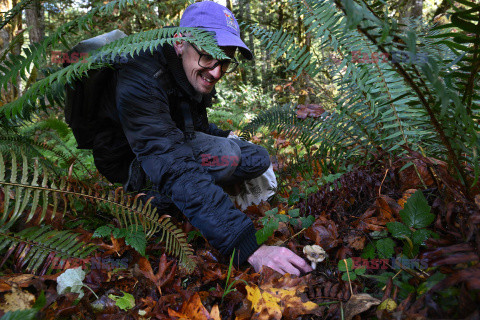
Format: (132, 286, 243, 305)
(378, 168, 389, 196)
(343, 259, 353, 296)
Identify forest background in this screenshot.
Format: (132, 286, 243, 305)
(0, 0, 479, 319)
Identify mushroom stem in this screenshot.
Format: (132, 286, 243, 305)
(311, 261, 317, 270)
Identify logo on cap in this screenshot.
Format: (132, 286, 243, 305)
(223, 9, 237, 31)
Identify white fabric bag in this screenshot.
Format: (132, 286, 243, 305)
(227, 135, 277, 210)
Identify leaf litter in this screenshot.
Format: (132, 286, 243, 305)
(0, 152, 479, 319)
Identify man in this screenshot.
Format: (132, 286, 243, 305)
(92, 1, 312, 276)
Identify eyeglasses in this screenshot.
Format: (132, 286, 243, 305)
(189, 43, 239, 74)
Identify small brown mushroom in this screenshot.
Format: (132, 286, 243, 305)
(303, 245, 327, 269)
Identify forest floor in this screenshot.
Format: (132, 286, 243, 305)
(0, 147, 479, 319)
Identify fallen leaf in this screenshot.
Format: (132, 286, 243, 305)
(346, 234, 366, 250)
(296, 104, 325, 119)
(398, 189, 417, 209)
(378, 298, 397, 311)
(167, 292, 215, 320)
(243, 274, 319, 320)
(305, 217, 340, 250)
(246, 284, 282, 320)
(137, 254, 176, 295)
(376, 195, 401, 221)
(56, 267, 86, 299)
(344, 293, 381, 320)
(0, 285, 35, 312)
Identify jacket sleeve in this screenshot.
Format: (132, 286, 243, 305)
(115, 54, 258, 265)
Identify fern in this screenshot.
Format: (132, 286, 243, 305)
(0, 0, 34, 30)
(0, 226, 96, 274)
(0, 0, 227, 123)
(244, 0, 480, 199)
(0, 150, 196, 272)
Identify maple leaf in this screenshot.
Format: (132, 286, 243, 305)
(241, 274, 319, 320)
(137, 254, 176, 295)
(167, 293, 220, 320)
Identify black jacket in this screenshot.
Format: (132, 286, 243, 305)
(92, 44, 259, 265)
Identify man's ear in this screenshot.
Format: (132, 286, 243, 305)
(173, 33, 184, 56)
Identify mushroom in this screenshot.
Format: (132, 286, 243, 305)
(303, 245, 327, 270)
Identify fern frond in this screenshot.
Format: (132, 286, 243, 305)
(1, 27, 223, 121)
(0, 151, 196, 271)
(247, 0, 480, 196)
(0, 0, 34, 30)
(0, 225, 96, 274)
(156, 216, 195, 273)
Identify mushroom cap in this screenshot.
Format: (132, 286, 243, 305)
(303, 245, 327, 263)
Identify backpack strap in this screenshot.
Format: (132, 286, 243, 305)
(152, 61, 196, 141)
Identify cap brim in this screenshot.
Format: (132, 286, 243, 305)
(204, 27, 253, 60)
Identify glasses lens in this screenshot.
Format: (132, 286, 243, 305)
(199, 54, 216, 68)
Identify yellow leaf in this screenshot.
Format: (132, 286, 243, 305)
(245, 282, 319, 320)
(246, 284, 282, 320)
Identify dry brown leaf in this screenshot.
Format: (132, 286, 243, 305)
(0, 285, 35, 313)
(305, 217, 340, 250)
(296, 104, 325, 119)
(344, 293, 381, 320)
(167, 292, 215, 320)
(474, 194, 480, 211)
(137, 254, 176, 295)
(347, 235, 366, 250)
(397, 160, 436, 191)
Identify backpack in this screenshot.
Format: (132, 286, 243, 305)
(64, 29, 196, 151)
(64, 29, 127, 149)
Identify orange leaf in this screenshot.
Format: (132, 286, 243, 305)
(167, 293, 213, 320)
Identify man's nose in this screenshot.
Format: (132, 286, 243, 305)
(208, 64, 223, 79)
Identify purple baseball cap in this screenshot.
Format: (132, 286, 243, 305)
(180, 1, 253, 60)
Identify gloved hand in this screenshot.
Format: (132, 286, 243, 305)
(247, 245, 313, 276)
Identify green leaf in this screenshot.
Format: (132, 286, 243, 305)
(403, 242, 419, 258)
(338, 258, 353, 271)
(355, 266, 366, 275)
(361, 243, 376, 259)
(56, 267, 86, 299)
(92, 225, 114, 238)
(0, 309, 38, 320)
(256, 218, 279, 245)
(125, 230, 146, 256)
(108, 291, 135, 311)
(412, 229, 431, 245)
(265, 208, 279, 216)
(376, 238, 395, 259)
(399, 190, 434, 228)
(32, 290, 46, 310)
(288, 208, 300, 218)
(113, 228, 128, 239)
(387, 222, 412, 239)
(417, 272, 446, 296)
(288, 188, 300, 205)
(341, 272, 357, 281)
(301, 215, 315, 229)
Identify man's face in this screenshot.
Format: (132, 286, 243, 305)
(177, 41, 236, 94)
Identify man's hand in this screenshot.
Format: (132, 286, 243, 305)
(247, 245, 313, 276)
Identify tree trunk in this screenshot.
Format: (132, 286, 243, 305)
(225, 0, 233, 12)
(234, 0, 247, 83)
(411, 0, 423, 20)
(245, 0, 257, 85)
(1, 0, 23, 104)
(24, 0, 44, 44)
